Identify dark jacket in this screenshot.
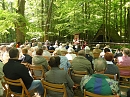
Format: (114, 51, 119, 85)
(3, 59, 33, 93)
(85, 54, 94, 69)
(104, 63, 120, 79)
(23, 54, 32, 64)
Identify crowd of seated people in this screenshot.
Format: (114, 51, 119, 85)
(0, 40, 130, 97)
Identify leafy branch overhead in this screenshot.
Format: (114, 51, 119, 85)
(0, 10, 28, 34)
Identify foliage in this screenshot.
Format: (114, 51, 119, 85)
(0, 10, 28, 34)
(0, 0, 130, 42)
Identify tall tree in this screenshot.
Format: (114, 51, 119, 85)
(15, 0, 26, 43)
(44, 0, 54, 41)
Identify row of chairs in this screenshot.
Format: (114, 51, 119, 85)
(71, 65, 130, 89)
(3, 76, 116, 97)
(3, 76, 67, 97)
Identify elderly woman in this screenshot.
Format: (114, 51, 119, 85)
(104, 52, 120, 79)
(45, 56, 74, 97)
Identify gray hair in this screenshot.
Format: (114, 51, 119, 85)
(78, 50, 85, 56)
(93, 58, 107, 72)
(123, 48, 130, 55)
(42, 45, 47, 50)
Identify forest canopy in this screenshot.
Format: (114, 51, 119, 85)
(0, 0, 130, 43)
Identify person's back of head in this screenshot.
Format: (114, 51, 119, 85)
(67, 48, 74, 54)
(84, 46, 90, 54)
(123, 48, 130, 56)
(93, 48, 102, 58)
(9, 48, 19, 59)
(60, 48, 67, 56)
(49, 56, 60, 67)
(104, 52, 114, 61)
(1, 45, 6, 51)
(94, 58, 107, 73)
(22, 48, 28, 54)
(96, 44, 100, 49)
(104, 48, 110, 53)
(78, 50, 85, 57)
(37, 42, 43, 49)
(42, 45, 47, 50)
(54, 50, 61, 56)
(6, 46, 12, 52)
(36, 48, 43, 55)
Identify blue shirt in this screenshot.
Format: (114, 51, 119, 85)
(59, 56, 71, 71)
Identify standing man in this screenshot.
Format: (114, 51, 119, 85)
(3, 48, 43, 96)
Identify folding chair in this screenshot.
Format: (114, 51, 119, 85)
(41, 79, 67, 97)
(71, 70, 87, 86)
(29, 65, 44, 80)
(3, 76, 34, 97)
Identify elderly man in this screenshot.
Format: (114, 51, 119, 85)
(71, 50, 93, 74)
(71, 50, 93, 84)
(80, 58, 120, 96)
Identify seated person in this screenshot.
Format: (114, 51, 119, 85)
(80, 58, 120, 96)
(71, 50, 93, 84)
(42, 46, 51, 58)
(104, 52, 120, 79)
(45, 56, 74, 97)
(114, 48, 123, 64)
(117, 48, 130, 76)
(48, 43, 55, 50)
(3, 48, 43, 96)
(22, 48, 32, 64)
(84, 46, 94, 70)
(75, 44, 81, 52)
(65, 48, 76, 61)
(92, 48, 102, 59)
(100, 47, 111, 58)
(114, 48, 123, 58)
(71, 50, 93, 74)
(32, 48, 50, 73)
(54, 49, 71, 71)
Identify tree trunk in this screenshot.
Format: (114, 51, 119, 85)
(120, 0, 122, 36)
(108, 0, 111, 41)
(15, 0, 25, 44)
(2, 0, 5, 10)
(127, 8, 130, 42)
(44, 0, 54, 42)
(124, 0, 127, 42)
(105, 0, 108, 42)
